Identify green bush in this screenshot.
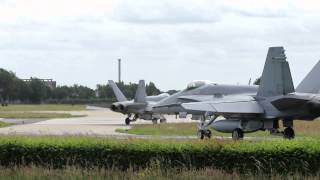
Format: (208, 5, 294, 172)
(0, 136, 319, 174)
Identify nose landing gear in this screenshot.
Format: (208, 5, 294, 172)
(198, 129, 212, 139)
(197, 113, 217, 140)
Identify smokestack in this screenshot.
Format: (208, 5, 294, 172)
(118, 58, 121, 83)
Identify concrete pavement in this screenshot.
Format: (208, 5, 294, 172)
(0, 107, 195, 137)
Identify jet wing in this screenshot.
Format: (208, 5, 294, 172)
(181, 96, 264, 115)
(178, 93, 257, 102)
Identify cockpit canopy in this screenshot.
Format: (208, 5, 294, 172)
(186, 80, 213, 90)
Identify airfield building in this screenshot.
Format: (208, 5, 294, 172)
(22, 79, 57, 89)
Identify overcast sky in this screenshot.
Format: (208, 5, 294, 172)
(0, 0, 320, 91)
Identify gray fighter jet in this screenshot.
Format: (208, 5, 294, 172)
(153, 81, 258, 118)
(175, 47, 320, 140)
(108, 80, 169, 125)
(152, 80, 260, 139)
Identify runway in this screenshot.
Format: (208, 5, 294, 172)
(0, 107, 197, 138)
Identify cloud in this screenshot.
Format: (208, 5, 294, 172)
(113, 0, 222, 24)
(0, 0, 117, 23)
(1, 0, 320, 90)
(112, 0, 298, 25)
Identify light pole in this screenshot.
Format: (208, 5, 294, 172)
(118, 58, 121, 83)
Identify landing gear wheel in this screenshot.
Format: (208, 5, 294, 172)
(283, 127, 295, 139)
(125, 118, 131, 125)
(198, 130, 204, 140)
(160, 119, 167, 124)
(205, 129, 212, 139)
(232, 129, 244, 140)
(198, 129, 212, 140)
(152, 119, 158, 124)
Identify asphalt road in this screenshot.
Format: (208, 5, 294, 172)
(0, 106, 282, 141)
(0, 107, 197, 138)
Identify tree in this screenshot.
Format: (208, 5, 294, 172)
(0, 68, 31, 102)
(28, 78, 51, 103)
(72, 85, 95, 99)
(96, 84, 115, 99)
(0, 69, 16, 101)
(52, 86, 70, 100)
(0, 67, 177, 103)
(52, 85, 96, 100)
(146, 82, 161, 96)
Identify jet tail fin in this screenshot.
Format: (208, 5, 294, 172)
(257, 47, 295, 97)
(134, 80, 147, 103)
(108, 80, 127, 102)
(296, 60, 320, 94)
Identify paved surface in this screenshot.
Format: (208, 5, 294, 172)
(0, 119, 46, 125)
(0, 106, 196, 137)
(0, 106, 283, 141)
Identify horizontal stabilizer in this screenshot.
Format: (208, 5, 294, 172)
(108, 80, 127, 102)
(271, 98, 309, 111)
(296, 60, 320, 94)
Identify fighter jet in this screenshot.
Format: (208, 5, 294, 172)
(152, 80, 260, 139)
(108, 80, 169, 125)
(177, 47, 320, 140)
(153, 81, 258, 119)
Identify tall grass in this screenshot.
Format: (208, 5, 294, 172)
(1, 165, 319, 180)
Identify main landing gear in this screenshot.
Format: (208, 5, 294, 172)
(270, 118, 295, 139)
(283, 127, 295, 139)
(232, 128, 244, 140)
(152, 118, 167, 124)
(125, 114, 138, 125)
(160, 118, 167, 124)
(125, 117, 131, 125)
(270, 127, 295, 139)
(125, 114, 167, 125)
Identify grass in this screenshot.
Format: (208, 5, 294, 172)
(116, 123, 271, 137)
(117, 123, 200, 136)
(0, 121, 12, 128)
(116, 120, 320, 138)
(0, 104, 86, 112)
(0, 104, 86, 119)
(0, 112, 85, 119)
(0, 166, 318, 180)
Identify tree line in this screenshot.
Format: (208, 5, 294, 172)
(0, 68, 175, 104)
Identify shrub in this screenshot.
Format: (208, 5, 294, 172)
(0, 136, 319, 174)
